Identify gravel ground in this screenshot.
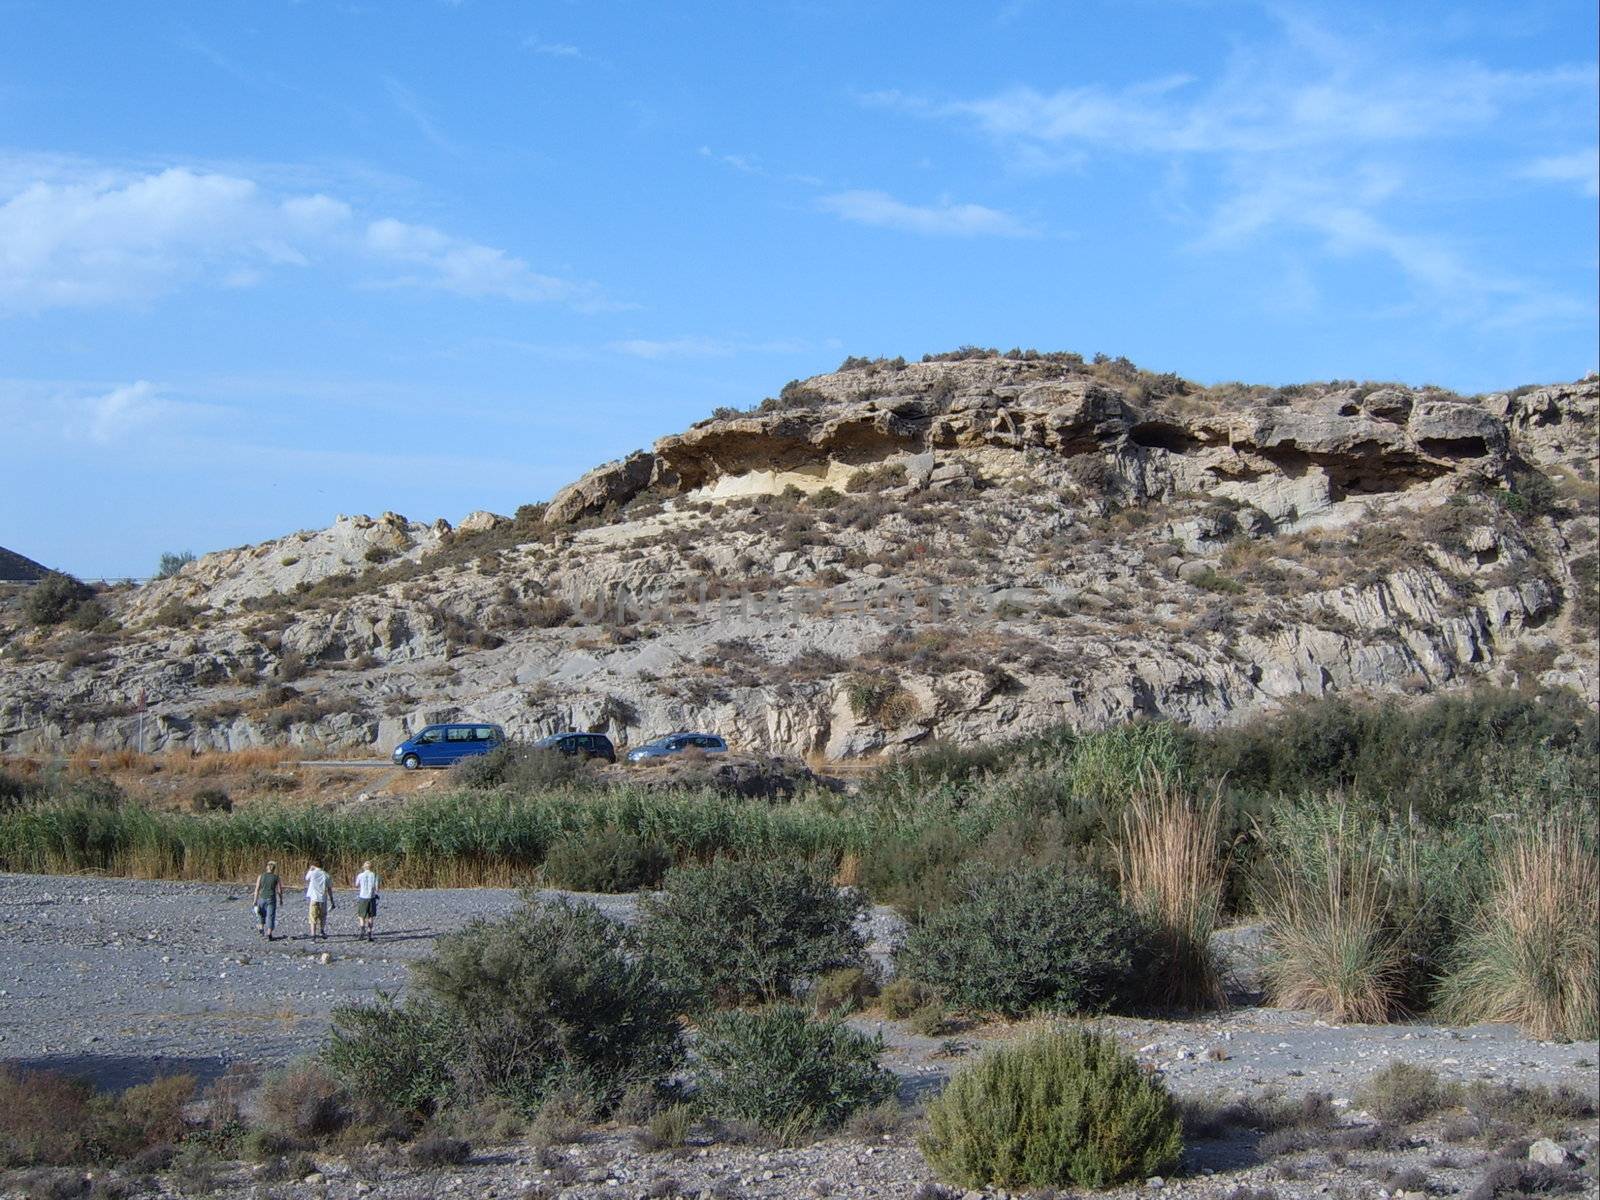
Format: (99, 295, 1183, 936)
(1, 872, 1596, 1200)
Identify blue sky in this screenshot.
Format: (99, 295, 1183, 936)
(1, 0, 1595, 579)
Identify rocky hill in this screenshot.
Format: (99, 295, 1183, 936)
(0, 546, 50, 582)
(2, 351, 1595, 758)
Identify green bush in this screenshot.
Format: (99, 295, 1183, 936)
(921, 1027, 1182, 1191)
(449, 743, 579, 792)
(0, 769, 38, 814)
(190, 788, 232, 813)
(326, 902, 688, 1121)
(811, 966, 878, 1016)
(260, 1061, 352, 1142)
(323, 993, 459, 1117)
(157, 551, 196, 579)
(690, 1004, 897, 1138)
(24, 572, 94, 627)
(1183, 688, 1597, 825)
(540, 827, 671, 893)
(410, 899, 684, 1113)
(1357, 1063, 1460, 1125)
(878, 976, 938, 1019)
(894, 866, 1150, 1017)
(640, 859, 867, 1006)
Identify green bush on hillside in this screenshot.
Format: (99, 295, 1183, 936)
(23, 572, 95, 627)
(921, 1027, 1182, 1190)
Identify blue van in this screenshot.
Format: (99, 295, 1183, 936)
(392, 722, 506, 769)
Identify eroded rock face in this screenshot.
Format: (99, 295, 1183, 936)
(2, 359, 1595, 758)
(545, 451, 658, 525)
(123, 512, 451, 620)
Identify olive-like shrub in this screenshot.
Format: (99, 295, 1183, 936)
(690, 1004, 896, 1139)
(921, 1027, 1182, 1190)
(639, 858, 867, 1006)
(894, 865, 1150, 1017)
(325, 899, 684, 1116)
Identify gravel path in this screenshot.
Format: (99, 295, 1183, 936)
(1, 872, 1595, 1200)
(2, 872, 1595, 1101)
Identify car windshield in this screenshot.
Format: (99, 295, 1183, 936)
(533, 735, 564, 748)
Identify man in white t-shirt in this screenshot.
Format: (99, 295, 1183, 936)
(353, 861, 380, 941)
(305, 861, 333, 940)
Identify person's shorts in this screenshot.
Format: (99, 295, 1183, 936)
(355, 897, 374, 919)
(309, 901, 327, 921)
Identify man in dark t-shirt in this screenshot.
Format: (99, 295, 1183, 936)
(254, 861, 283, 940)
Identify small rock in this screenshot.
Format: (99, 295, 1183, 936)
(1201, 1046, 1229, 1061)
(303, 1171, 324, 1184)
(318, 952, 332, 965)
(1529, 1139, 1568, 1167)
(1147, 1176, 1166, 1188)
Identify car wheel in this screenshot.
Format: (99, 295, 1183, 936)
(401, 754, 421, 770)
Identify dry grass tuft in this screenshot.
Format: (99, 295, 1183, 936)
(1115, 774, 1227, 1010)
(165, 746, 300, 777)
(1255, 801, 1416, 1024)
(1440, 815, 1599, 1040)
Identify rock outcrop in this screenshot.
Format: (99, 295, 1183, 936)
(2, 355, 1594, 759)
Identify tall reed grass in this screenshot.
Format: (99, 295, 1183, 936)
(1115, 775, 1227, 1010)
(1439, 815, 1599, 1040)
(0, 787, 880, 887)
(1254, 800, 1419, 1023)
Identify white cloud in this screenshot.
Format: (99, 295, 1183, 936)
(611, 336, 735, 359)
(1519, 149, 1600, 197)
(0, 160, 613, 314)
(872, 18, 1595, 321)
(525, 35, 584, 59)
(818, 190, 1035, 237)
(86, 381, 166, 443)
(699, 145, 764, 176)
(364, 217, 607, 305)
(381, 76, 460, 155)
(609, 335, 811, 360)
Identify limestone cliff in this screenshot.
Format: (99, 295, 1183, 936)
(2, 353, 1594, 758)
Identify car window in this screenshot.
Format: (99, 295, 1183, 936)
(446, 727, 475, 742)
(474, 726, 495, 741)
(417, 729, 442, 744)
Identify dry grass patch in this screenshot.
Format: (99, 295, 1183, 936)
(1255, 802, 1418, 1023)
(1440, 815, 1599, 1040)
(1115, 775, 1227, 1010)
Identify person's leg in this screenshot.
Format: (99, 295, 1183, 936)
(264, 901, 276, 940)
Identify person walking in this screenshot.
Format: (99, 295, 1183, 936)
(353, 861, 380, 941)
(253, 860, 283, 941)
(305, 860, 334, 940)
